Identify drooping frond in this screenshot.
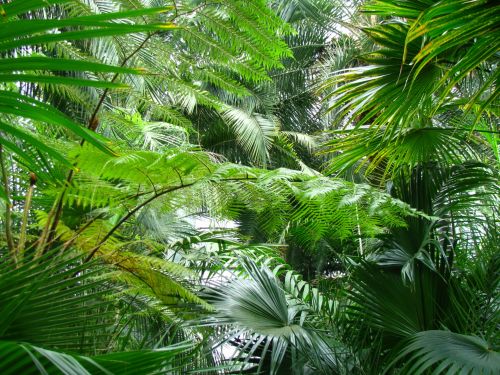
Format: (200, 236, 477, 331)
(320, 0, 499, 138)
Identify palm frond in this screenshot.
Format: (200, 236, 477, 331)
(321, 0, 499, 139)
(388, 330, 500, 375)
(204, 259, 340, 374)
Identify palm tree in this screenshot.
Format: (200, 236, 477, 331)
(316, 0, 499, 373)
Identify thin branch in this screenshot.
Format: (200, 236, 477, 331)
(83, 176, 257, 262)
(84, 182, 196, 262)
(88, 32, 157, 128)
(87, 0, 212, 129)
(43, 32, 159, 251)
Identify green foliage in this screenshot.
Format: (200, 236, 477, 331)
(323, 0, 499, 132)
(0, 0, 498, 374)
(0, 1, 179, 195)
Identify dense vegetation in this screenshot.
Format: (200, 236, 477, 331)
(0, 0, 498, 373)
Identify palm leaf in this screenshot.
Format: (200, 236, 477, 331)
(221, 106, 278, 166)
(0, 340, 195, 375)
(388, 330, 500, 375)
(321, 0, 499, 138)
(204, 259, 339, 374)
(0, 252, 114, 351)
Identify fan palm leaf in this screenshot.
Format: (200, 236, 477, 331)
(387, 330, 500, 375)
(204, 259, 340, 374)
(0, 251, 199, 374)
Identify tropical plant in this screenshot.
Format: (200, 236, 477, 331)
(0, 250, 203, 374)
(1, 0, 499, 374)
(313, 1, 499, 373)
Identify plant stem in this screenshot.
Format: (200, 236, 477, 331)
(17, 172, 36, 264)
(0, 145, 16, 262)
(41, 3, 212, 255)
